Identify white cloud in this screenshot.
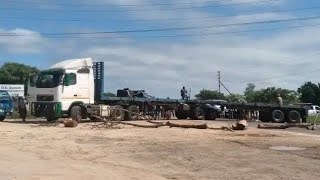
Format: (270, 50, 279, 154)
(0, 28, 47, 54)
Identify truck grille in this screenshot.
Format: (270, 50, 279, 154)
(37, 95, 54, 102)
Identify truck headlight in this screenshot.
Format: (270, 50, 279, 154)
(0, 109, 3, 113)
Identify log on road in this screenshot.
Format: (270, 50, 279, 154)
(258, 123, 313, 130)
(232, 120, 248, 131)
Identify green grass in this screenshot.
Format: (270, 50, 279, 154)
(307, 115, 320, 124)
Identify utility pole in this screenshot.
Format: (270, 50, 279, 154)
(218, 71, 221, 95)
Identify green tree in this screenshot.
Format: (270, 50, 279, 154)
(195, 89, 226, 100)
(297, 82, 320, 105)
(244, 83, 256, 102)
(245, 86, 299, 104)
(0, 62, 40, 95)
(226, 94, 246, 103)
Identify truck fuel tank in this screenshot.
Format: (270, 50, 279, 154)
(99, 105, 111, 117)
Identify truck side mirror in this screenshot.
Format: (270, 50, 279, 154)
(64, 74, 71, 86)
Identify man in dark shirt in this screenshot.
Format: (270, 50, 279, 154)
(180, 86, 188, 100)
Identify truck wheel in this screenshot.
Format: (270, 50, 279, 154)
(192, 107, 204, 120)
(125, 105, 139, 121)
(272, 110, 284, 123)
(176, 110, 189, 119)
(112, 105, 125, 121)
(71, 106, 82, 123)
(0, 116, 5, 121)
(288, 110, 301, 123)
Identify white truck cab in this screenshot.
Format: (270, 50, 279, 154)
(30, 58, 95, 121)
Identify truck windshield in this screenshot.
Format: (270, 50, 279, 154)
(0, 91, 11, 101)
(36, 71, 63, 88)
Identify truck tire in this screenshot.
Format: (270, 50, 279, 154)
(112, 105, 125, 121)
(0, 116, 5, 121)
(192, 107, 204, 120)
(125, 105, 139, 121)
(288, 110, 301, 123)
(176, 110, 189, 119)
(272, 110, 284, 123)
(71, 106, 82, 123)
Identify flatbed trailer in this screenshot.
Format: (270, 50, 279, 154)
(29, 58, 309, 124)
(221, 102, 309, 123)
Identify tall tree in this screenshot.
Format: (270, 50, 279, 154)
(298, 82, 320, 105)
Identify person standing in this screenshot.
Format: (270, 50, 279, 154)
(180, 86, 188, 100)
(276, 93, 283, 107)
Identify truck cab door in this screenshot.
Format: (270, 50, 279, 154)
(76, 68, 90, 104)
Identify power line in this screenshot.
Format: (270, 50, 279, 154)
(1, 6, 320, 23)
(0, 0, 280, 13)
(5, 21, 320, 39)
(1, 15, 320, 36)
(2, 0, 233, 7)
(1, 22, 320, 39)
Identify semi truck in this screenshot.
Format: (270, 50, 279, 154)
(29, 58, 309, 123)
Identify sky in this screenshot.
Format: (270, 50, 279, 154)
(1, 0, 320, 99)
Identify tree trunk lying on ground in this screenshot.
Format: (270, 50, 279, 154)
(257, 123, 316, 130)
(232, 120, 248, 131)
(57, 119, 78, 128)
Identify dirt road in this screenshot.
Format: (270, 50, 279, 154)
(0, 120, 320, 180)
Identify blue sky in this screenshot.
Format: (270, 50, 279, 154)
(1, 0, 320, 98)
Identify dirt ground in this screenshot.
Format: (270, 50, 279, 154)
(1, 119, 320, 180)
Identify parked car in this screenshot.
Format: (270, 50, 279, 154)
(0, 90, 14, 121)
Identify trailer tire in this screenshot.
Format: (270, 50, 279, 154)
(288, 110, 301, 123)
(71, 106, 82, 123)
(272, 110, 284, 123)
(0, 116, 5, 121)
(204, 110, 216, 120)
(192, 107, 204, 120)
(126, 105, 139, 121)
(176, 110, 188, 119)
(112, 105, 125, 121)
(259, 111, 270, 122)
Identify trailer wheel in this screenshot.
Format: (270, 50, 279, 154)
(204, 110, 216, 120)
(126, 105, 140, 121)
(176, 110, 189, 119)
(272, 110, 284, 123)
(192, 107, 204, 120)
(71, 106, 82, 123)
(112, 105, 125, 121)
(288, 110, 301, 123)
(259, 111, 270, 122)
(0, 116, 5, 121)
